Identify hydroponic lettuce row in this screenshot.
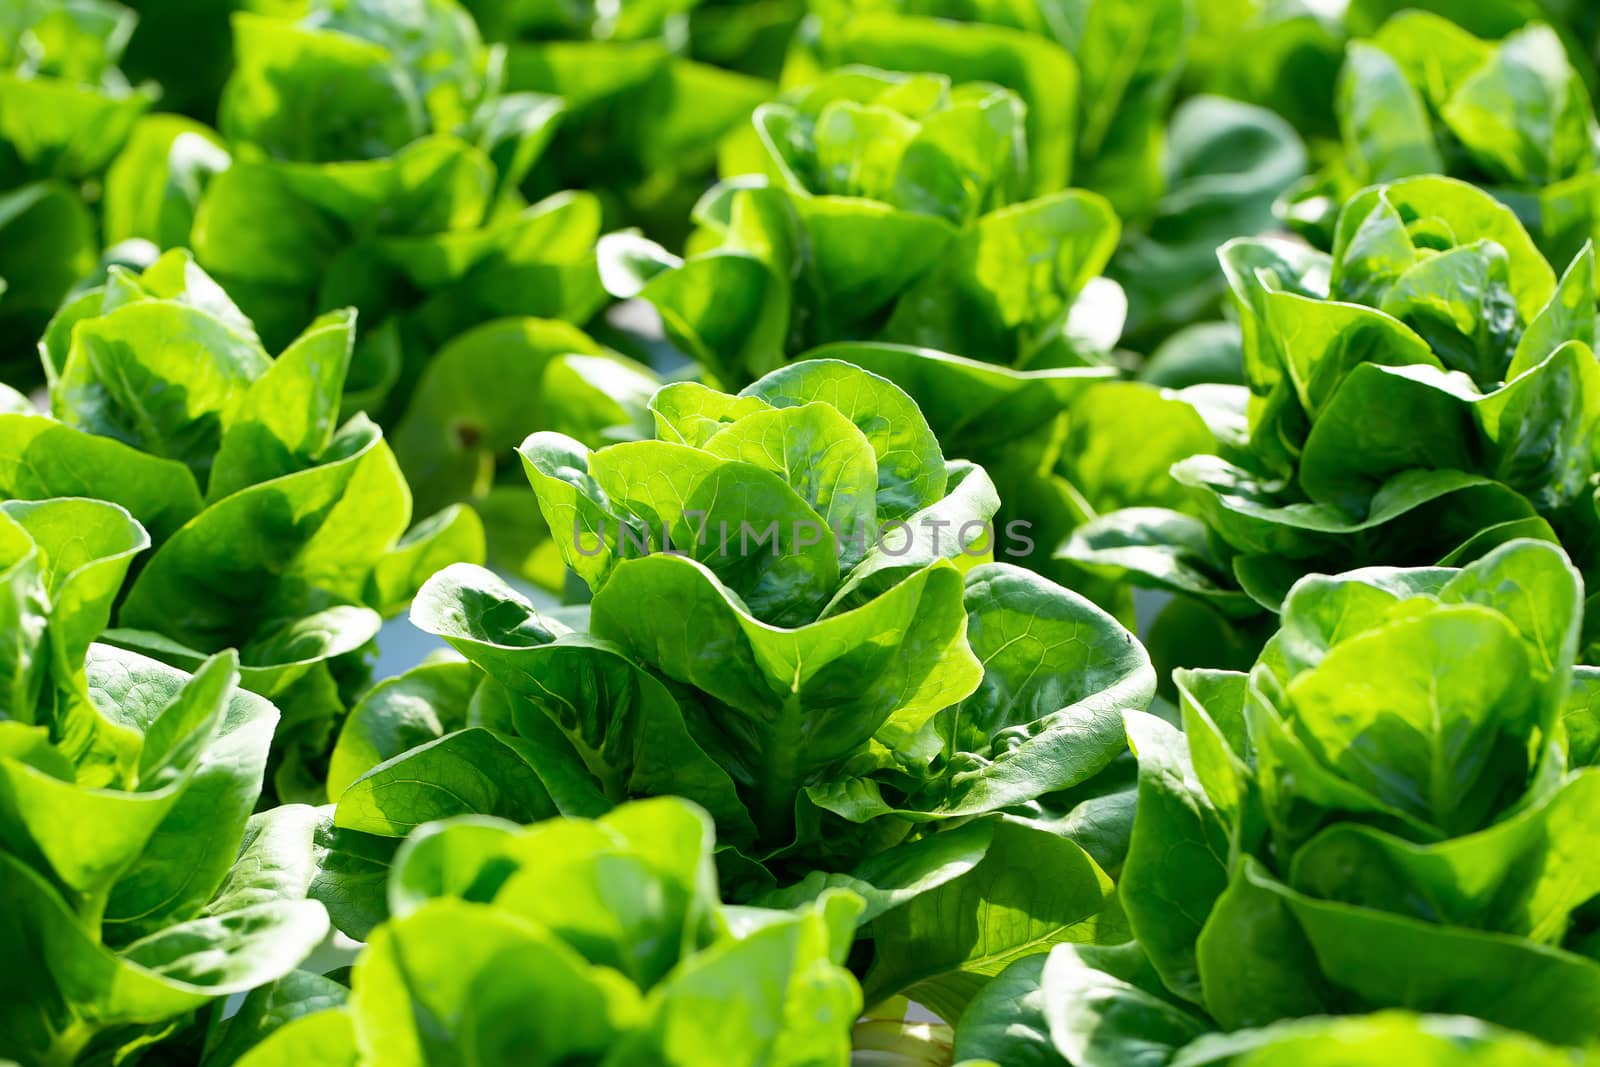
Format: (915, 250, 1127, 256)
(6, 0, 1600, 1065)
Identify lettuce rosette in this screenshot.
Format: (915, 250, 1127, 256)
(108, 0, 609, 422)
(789, 0, 1179, 215)
(0, 497, 326, 1065)
(598, 7, 1306, 395)
(956, 539, 1600, 1061)
(211, 798, 865, 1066)
(318, 360, 1155, 1023)
(1072, 176, 1600, 655)
(1283, 14, 1600, 264)
(600, 65, 1127, 386)
(0, 250, 484, 801)
(782, 0, 1309, 351)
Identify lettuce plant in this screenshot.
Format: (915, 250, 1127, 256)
(463, 0, 773, 241)
(1, 250, 483, 801)
(121, 0, 608, 422)
(9, 2, 1600, 1061)
(1075, 176, 1600, 639)
(789, 0, 1311, 351)
(216, 798, 864, 1065)
(0, 0, 155, 369)
(1182, 1, 1599, 186)
(957, 996, 1590, 1067)
(0, 497, 327, 1065)
(793, 0, 1186, 220)
(957, 539, 1600, 1061)
(1283, 14, 1600, 263)
(318, 360, 1154, 1021)
(1163, 1014, 1595, 1067)
(602, 67, 1125, 386)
